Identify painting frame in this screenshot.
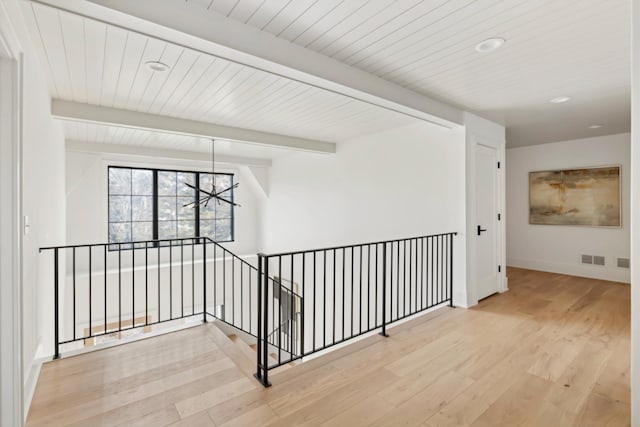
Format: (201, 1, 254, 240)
(528, 165, 621, 228)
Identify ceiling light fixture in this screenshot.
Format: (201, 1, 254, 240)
(475, 37, 505, 53)
(183, 139, 240, 209)
(549, 96, 571, 104)
(588, 125, 603, 129)
(145, 61, 170, 72)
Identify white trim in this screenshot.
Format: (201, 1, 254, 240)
(23, 341, 43, 415)
(507, 257, 630, 284)
(0, 2, 24, 423)
(463, 113, 507, 307)
(53, 100, 336, 154)
(33, 0, 462, 128)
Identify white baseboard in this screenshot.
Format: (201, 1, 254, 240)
(507, 258, 630, 284)
(23, 342, 45, 421)
(453, 290, 474, 308)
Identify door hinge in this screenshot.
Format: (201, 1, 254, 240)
(498, 213, 501, 221)
(498, 265, 501, 273)
(497, 161, 501, 169)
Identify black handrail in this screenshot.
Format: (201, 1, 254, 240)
(254, 232, 457, 387)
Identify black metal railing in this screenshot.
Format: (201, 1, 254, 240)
(39, 237, 288, 359)
(254, 232, 456, 387)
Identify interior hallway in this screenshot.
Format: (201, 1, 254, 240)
(27, 267, 630, 426)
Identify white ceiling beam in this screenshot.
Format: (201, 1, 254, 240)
(66, 140, 273, 167)
(32, 0, 463, 128)
(52, 100, 335, 154)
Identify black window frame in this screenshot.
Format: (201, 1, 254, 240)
(108, 165, 235, 247)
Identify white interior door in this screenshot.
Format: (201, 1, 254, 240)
(475, 144, 499, 300)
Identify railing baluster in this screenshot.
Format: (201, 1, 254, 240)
(73, 247, 76, 342)
(157, 245, 161, 322)
(145, 244, 149, 323)
(213, 243, 217, 317)
(342, 248, 345, 341)
(181, 241, 184, 319)
(367, 245, 370, 331)
(203, 241, 207, 322)
(223, 249, 226, 320)
(191, 242, 195, 316)
(54, 248, 60, 359)
(375, 244, 378, 327)
(408, 240, 412, 316)
(396, 241, 400, 321)
(301, 253, 306, 357)
(169, 242, 173, 320)
(232, 254, 235, 325)
(380, 242, 388, 337)
(241, 259, 244, 330)
(351, 246, 354, 338)
(262, 257, 270, 386)
(132, 246, 135, 327)
(118, 243, 122, 332)
(279, 255, 282, 363)
(430, 237, 434, 307)
(323, 250, 326, 349)
(104, 245, 107, 335)
(449, 234, 454, 306)
(255, 254, 263, 383)
(333, 249, 336, 345)
(89, 247, 92, 339)
(290, 254, 294, 357)
(313, 252, 316, 351)
(359, 246, 363, 335)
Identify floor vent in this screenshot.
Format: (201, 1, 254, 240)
(581, 255, 593, 264)
(617, 258, 630, 269)
(593, 256, 605, 266)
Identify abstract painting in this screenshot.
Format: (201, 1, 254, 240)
(529, 166, 620, 227)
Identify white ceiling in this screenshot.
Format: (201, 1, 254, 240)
(190, 0, 631, 147)
(22, 1, 419, 157)
(22, 0, 631, 150)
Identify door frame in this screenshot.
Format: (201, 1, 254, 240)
(0, 3, 24, 425)
(463, 115, 507, 308)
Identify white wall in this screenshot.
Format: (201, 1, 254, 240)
(260, 121, 467, 304)
(506, 133, 631, 283)
(65, 149, 262, 256)
(630, 0, 639, 422)
(2, 0, 67, 417)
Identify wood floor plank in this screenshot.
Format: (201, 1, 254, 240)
(26, 268, 630, 427)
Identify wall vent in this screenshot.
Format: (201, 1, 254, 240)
(617, 258, 630, 269)
(593, 256, 605, 266)
(581, 254, 593, 264)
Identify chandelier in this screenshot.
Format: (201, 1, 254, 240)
(183, 139, 240, 208)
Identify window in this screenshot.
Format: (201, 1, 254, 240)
(108, 166, 234, 245)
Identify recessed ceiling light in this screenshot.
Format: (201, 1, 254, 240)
(146, 61, 170, 72)
(549, 96, 571, 104)
(588, 125, 603, 129)
(475, 37, 505, 53)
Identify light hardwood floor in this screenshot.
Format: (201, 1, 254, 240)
(27, 268, 630, 426)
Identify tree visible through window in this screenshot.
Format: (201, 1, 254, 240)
(108, 166, 234, 245)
